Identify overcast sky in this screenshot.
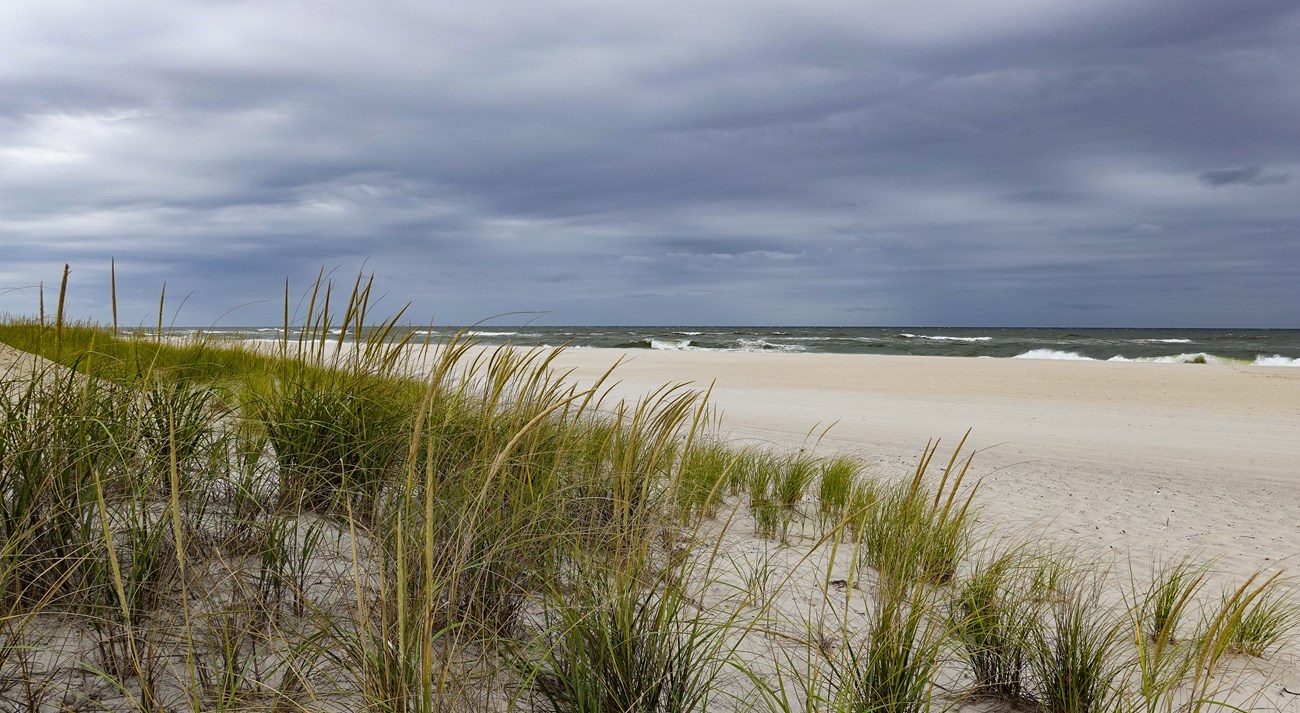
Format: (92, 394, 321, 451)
(2, 1, 1297, 327)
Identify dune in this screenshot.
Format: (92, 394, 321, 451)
(5, 332, 1298, 711)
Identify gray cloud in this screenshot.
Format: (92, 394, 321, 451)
(1049, 303, 1114, 312)
(1, 1, 1298, 326)
(1198, 166, 1291, 188)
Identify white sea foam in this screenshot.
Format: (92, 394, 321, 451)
(1107, 353, 1237, 365)
(646, 337, 806, 353)
(467, 330, 519, 337)
(1152, 353, 1232, 365)
(1255, 354, 1300, 366)
(1013, 349, 1095, 361)
(899, 333, 993, 342)
(734, 339, 805, 353)
(1013, 349, 1292, 366)
(1140, 338, 1194, 344)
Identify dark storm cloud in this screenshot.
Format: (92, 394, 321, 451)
(1198, 166, 1291, 188)
(1, 0, 1298, 326)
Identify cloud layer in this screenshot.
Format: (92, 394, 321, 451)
(3, 0, 1298, 326)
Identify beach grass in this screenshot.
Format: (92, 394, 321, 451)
(949, 546, 1044, 704)
(0, 271, 1295, 712)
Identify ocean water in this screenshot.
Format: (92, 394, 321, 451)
(183, 326, 1300, 366)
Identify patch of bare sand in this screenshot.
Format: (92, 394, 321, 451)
(1, 341, 53, 375)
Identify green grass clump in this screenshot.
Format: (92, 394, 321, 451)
(1133, 557, 1210, 647)
(138, 379, 224, 485)
(523, 561, 724, 713)
(745, 452, 782, 539)
(857, 435, 979, 588)
(950, 548, 1044, 704)
(1219, 575, 1300, 657)
(254, 364, 417, 514)
(1028, 564, 1125, 713)
(0, 368, 151, 611)
(775, 452, 815, 512)
(677, 440, 737, 522)
(821, 581, 944, 713)
(1197, 570, 1300, 662)
(816, 455, 858, 530)
(844, 477, 879, 543)
(1122, 556, 1210, 712)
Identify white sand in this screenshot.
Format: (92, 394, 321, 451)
(537, 348, 1300, 705)
(544, 349, 1300, 580)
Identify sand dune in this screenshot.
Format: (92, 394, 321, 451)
(5, 337, 1297, 708)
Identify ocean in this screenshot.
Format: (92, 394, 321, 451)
(185, 326, 1300, 366)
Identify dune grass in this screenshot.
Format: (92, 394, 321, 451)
(0, 270, 1296, 712)
(856, 434, 979, 589)
(949, 546, 1045, 704)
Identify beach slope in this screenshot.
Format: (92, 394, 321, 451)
(548, 349, 1300, 576)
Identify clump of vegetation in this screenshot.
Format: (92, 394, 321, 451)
(677, 440, 735, 522)
(949, 547, 1044, 704)
(816, 455, 858, 533)
(856, 435, 980, 588)
(822, 581, 946, 713)
(1028, 562, 1126, 713)
(521, 557, 725, 713)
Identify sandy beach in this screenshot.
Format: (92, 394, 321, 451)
(542, 348, 1300, 580)
(538, 347, 1300, 705)
(5, 334, 1299, 709)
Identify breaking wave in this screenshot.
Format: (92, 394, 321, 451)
(1255, 355, 1300, 366)
(1014, 350, 1298, 366)
(1012, 349, 1095, 361)
(612, 338, 805, 353)
(898, 333, 993, 342)
(1107, 353, 1237, 365)
(734, 339, 805, 352)
(220, 326, 1300, 363)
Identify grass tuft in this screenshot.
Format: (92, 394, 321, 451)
(857, 435, 979, 589)
(1027, 562, 1125, 713)
(950, 547, 1044, 704)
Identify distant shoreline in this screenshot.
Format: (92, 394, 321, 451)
(163, 324, 1300, 364)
